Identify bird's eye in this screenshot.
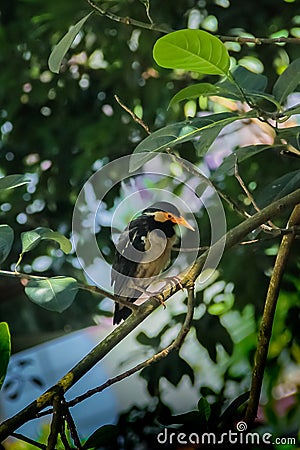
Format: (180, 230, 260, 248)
(167, 214, 172, 219)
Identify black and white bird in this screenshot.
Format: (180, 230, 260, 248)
(111, 202, 194, 324)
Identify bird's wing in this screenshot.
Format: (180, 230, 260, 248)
(111, 222, 148, 297)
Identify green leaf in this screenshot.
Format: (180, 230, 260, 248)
(25, 277, 79, 312)
(129, 151, 159, 173)
(83, 425, 118, 449)
(216, 65, 268, 102)
(48, 12, 93, 73)
(277, 125, 300, 150)
(0, 174, 30, 190)
(282, 104, 300, 118)
(153, 29, 230, 76)
(207, 293, 234, 316)
(130, 112, 242, 171)
(211, 144, 274, 179)
(256, 170, 300, 208)
(0, 322, 11, 390)
(232, 65, 267, 93)
(220, 391, 249, 425)
(0, 225, 14, 264)
(21, 227, 72, 254)
(169, 83, 220, 108)
(192, 114, 243, 156)
(273, 58, 300, 104)
(197, 397, 211, 422)
(246, 92, 281, 113)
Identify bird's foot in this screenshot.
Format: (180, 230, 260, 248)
(135, 286, 166, 309)
(159, 276, 184, 293)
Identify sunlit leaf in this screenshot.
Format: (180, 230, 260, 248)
(48, 12, 93, 73)
(0, 225, 14, 264)
(21, 227, 72, 254)
(0, 322, 11, 390)
(153, 29, 230, 75)
(25, 277, 79, 312)
(272, 58, 300, 104)
(207, 293, 234, 315)
(0, 174, 30, 190)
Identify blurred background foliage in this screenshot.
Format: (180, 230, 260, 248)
(1, 0, 300, 446)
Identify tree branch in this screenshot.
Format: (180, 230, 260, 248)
(46, 394, 63, 450)
(85, 0, 300, 45)
(11, 433, 46, 450)
(85, 0, 172, 33)
(244, 204, 300, 426)
(1, 188, 300, 442)
(67, 286, 194, 407)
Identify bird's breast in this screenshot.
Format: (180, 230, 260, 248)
(135, 231, 177, 278)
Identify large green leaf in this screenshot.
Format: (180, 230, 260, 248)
(153, 29, 230, 76)
(272, 58, 300, 105)
(48, 12, 93, 73)
(24, 277, 79, 312)
(0, 174, 30, 190)
(21, 227, 72, 254)
(0, 225, 14, 264)
(0, 322, 11, 390)
(130, 112, 242, 171)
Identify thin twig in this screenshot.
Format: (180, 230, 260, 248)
(85, 0, 172, 33)
(166, 148, 252, 220)
(244, 204, 300, 426)
(67, 286, 195, 407)
(234, 157, 278, 231)
(62, 398, 82, 449)
(114, 95, 151, 135)
(218, 35, 300, 45)
(11, 433, 46, 450)
(59, 424, 72, 450)
(0, 269, 138, 312)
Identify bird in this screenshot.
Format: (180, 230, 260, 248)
(111, 201, 194, 324)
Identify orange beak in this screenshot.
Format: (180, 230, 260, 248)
(171, 214, 195, 231)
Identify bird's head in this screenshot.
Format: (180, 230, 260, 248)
(142, 201, 195, 231)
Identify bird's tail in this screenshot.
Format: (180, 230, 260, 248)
(113, 301, 132, 325)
